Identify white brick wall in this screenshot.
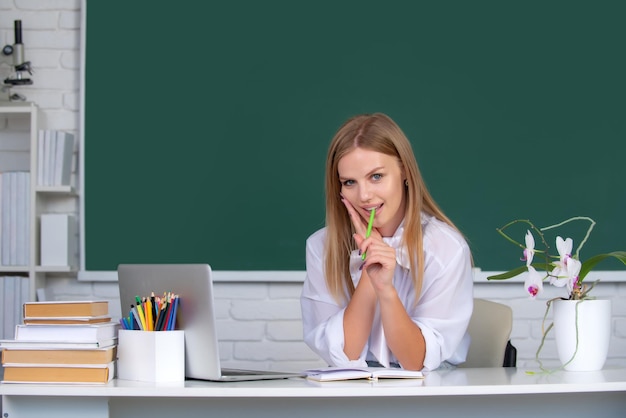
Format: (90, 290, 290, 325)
(41, 275, 626, 371)
(3, 0, 626, 373)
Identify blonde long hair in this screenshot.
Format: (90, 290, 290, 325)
(324, 113, 461, 303)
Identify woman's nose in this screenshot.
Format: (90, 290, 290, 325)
(359, 184, 373, 202)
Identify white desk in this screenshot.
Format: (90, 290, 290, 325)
(2, 367, 626, 418)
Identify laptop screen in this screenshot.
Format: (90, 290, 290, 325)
(117, 264, 223, 380)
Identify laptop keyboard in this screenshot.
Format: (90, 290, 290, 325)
(222, 368, 289, 376)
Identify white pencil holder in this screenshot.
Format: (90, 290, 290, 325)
(117, 329, 185, 382)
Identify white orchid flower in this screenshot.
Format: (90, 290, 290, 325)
(524, 266, 544, 298)
(550, 257, 582, 292)
(564, 257, 582, 293)
(550, 236, 581, 290)
(556, 236, 573, 261)
(522, 230, 535, 266)
(550, 236, 573, 277)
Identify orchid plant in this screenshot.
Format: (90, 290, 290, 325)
(487, 216, 626, 372)
(487, 216, 626, 300)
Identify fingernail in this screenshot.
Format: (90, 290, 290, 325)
(358, 249, 362, 256)
(359, 263, 364, 271)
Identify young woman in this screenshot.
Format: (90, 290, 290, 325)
(301, 113, 473, 371)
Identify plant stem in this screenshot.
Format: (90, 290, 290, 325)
(540, 216, 595, 259)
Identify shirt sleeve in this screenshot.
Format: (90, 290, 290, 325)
(409, 221, 474, 372)
(300, 229, 368, 367)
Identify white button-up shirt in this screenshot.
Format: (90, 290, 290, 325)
(300, 213, 473, 371)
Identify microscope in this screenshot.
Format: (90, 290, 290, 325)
(1, 20, 33, 101)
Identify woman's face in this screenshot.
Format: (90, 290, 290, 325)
(337, 147, 406, 237)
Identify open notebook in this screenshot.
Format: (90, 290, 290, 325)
(117, 264, 302, 381)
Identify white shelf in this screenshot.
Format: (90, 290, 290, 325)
(0, 102, 78, 305)
(0, 101, 37, 113)
(36, 185, 75, 194)
(0, 103, 38, 302)
(34, 265, 78, 273)
(0, 266, 29, 273)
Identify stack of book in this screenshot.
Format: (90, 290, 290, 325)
(0, 300, 118, 384)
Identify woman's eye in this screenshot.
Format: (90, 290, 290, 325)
(372, 173, 382, 181)
(342, 180, 354, 186)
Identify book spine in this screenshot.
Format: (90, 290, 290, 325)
(0, 173, 5, 266)
(9, 172, 17, 265)
(3, 276, 15, 339)
(42, 130, 50, 186)
(47, 131, 57, 187)
(0, 276, 5, 339)
(19, 275, 30, 322)
(37, 129, 45, 186)
(15, 171, 26, 266)
(14, 322, 118, 342)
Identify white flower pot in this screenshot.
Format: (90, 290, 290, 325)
(553, 299, 611, 371)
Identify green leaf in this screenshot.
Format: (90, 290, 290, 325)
(579, 251, 626, 281)
(486, 261, 553, 281)
(487, 266, 528, 280)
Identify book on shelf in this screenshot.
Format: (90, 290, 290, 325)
(1, 346, 116, 365)
(2, 275, 16, 339)
(14, 321, 119, 342)
(40, 213, 77, 267)
(23, 300, 109, 318)
(1, 172, 8, 265)
(2, 361, 115, 384)
(1, 276, 29, 339)
(0, 338, 117, 350)
(23, 315, 112, 325)
(37, 129, 75, 187)
(0, 275, 3, 339)
(9, 171, 17, 265)
(15, 171, 30, 266)
(37, 129, 45, 186)
(53, 131, 74, 186)
(0, 174, 3, 266)
(303, 366, 424, 382)
(0, 171, 27, 266)
(39, 129, 55, 186)
(43, 129, 51, 185)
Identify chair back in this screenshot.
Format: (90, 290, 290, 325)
(461, 298, 514, 367)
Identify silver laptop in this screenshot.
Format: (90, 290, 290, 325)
(117, 264, 303, 381)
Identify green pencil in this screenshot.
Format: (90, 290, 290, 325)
(362, 208, 376, 260)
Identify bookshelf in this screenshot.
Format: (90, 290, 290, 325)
(0, 102, 78, 305)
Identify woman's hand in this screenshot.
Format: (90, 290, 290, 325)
(341, 196, 373, 239)
(341, 197, 396, 296)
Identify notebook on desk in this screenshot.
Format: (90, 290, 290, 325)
(117, 264, 303, 382)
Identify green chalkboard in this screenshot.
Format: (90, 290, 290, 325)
(85, 1, 626, 272)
